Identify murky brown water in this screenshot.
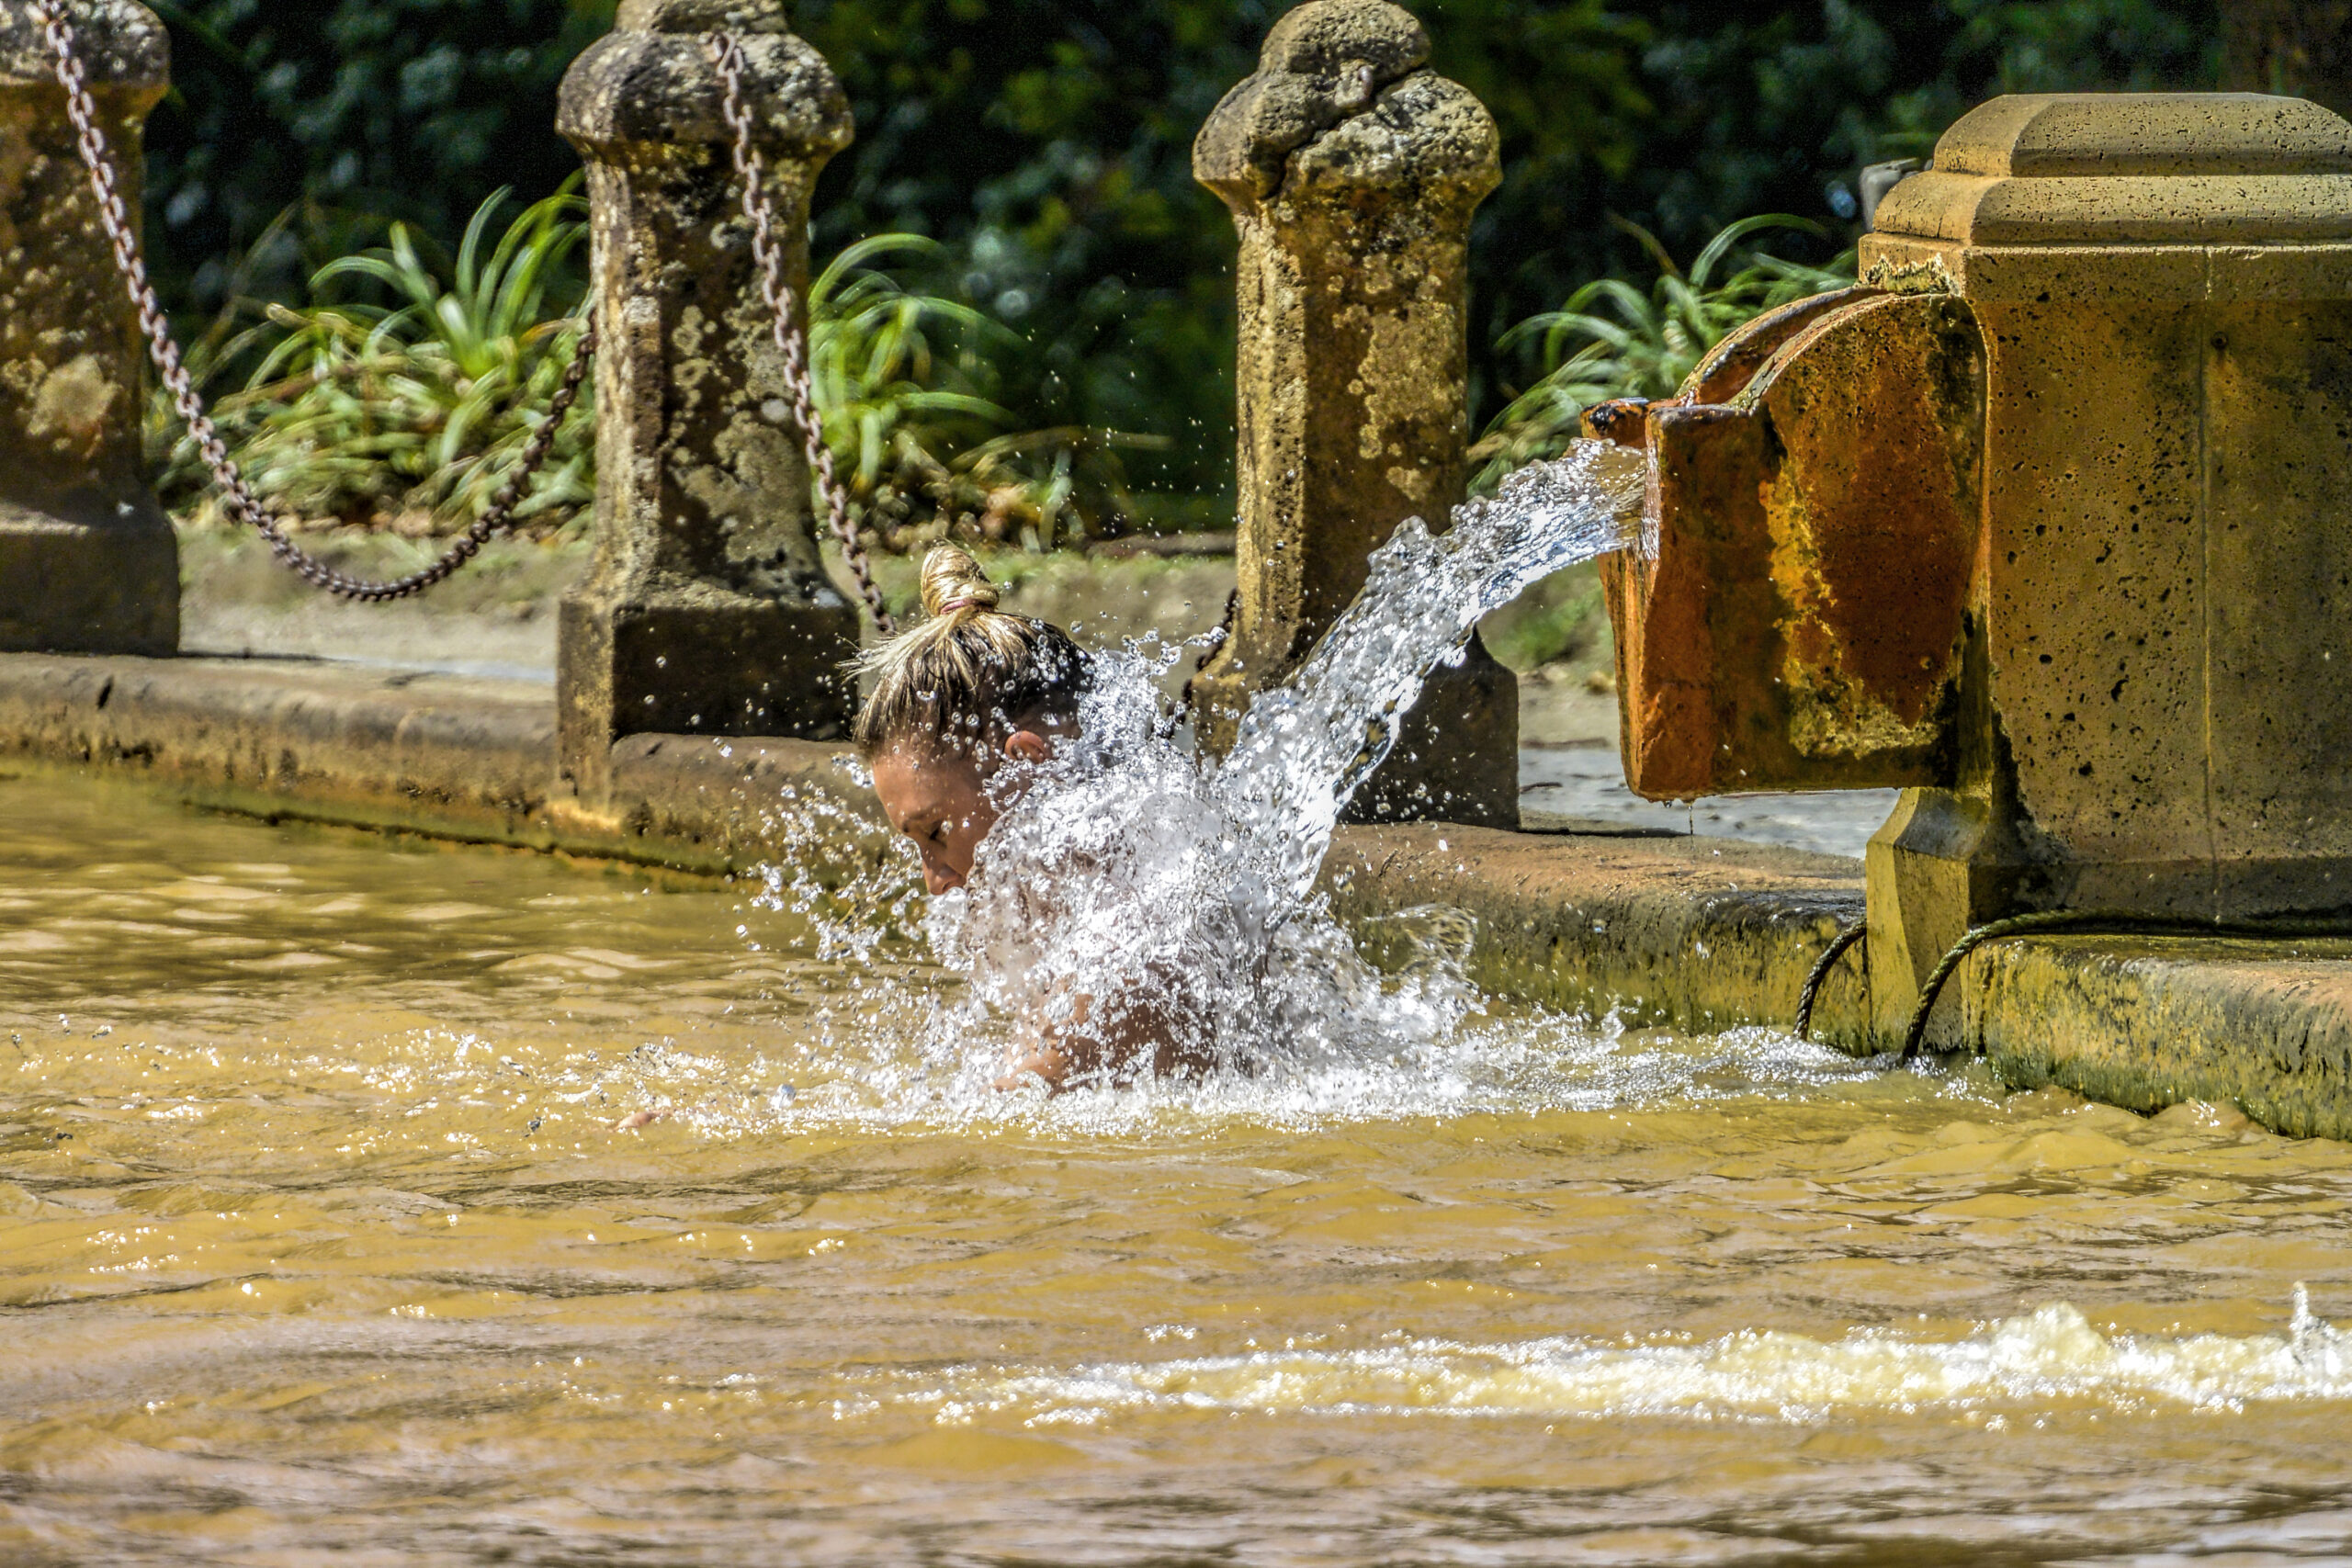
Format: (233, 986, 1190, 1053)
(4, 769, 2351, 1564)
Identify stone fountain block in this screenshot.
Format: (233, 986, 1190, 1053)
(1188, 0, 1516, 828)
(1598, 92, 2352, 1043)
(555, 0, 859, 807)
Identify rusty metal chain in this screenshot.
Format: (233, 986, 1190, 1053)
(32, 0, 594, 603)
(707, 31, 896, 636)
(1155, 587, 1238, 741)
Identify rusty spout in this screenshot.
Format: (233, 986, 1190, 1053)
(1598, 289, 1982, 803)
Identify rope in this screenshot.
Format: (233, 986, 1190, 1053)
(1899, 908, 2352, 1063)
(707, 32, 894, 636)
(33, 0, 594, 602)
(1792, 917, 1867, 1042)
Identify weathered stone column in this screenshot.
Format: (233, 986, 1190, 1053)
(556, 0, 857, 806)
(1189, 0, 1514, 827)
(0, 1, 176, 656)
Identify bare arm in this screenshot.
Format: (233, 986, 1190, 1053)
(993, 964, 1209, 1091)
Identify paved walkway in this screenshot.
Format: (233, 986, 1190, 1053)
(1520, 742, 1895, 863)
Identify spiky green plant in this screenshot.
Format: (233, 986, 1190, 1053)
(1471, 216, 1855, 494)
(161, 209, 1155, 555)
(808, 234, 1008, 493)
(159, 187, 594, 535)
(806, 235, 1165, 552)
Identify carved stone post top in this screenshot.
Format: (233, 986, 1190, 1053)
(1193, 0, 1495, 211)
(559, 0, 849, 155)
(0, 1, 166, 90)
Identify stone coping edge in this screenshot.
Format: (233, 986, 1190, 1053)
(1320, 820, 1871, 1038)
(6, 652, 2352, 1137)
(0, 653, 892, 882)
(1969, 936, 2352, 1141)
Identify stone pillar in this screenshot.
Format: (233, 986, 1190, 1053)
(555, 0, 857, 806)
(0, 1, 176, 656)
(1190, 0, 1516, 827)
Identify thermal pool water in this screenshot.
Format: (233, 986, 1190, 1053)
(7, 446, 2352, 1561)
(5, 772, 2352, 1563)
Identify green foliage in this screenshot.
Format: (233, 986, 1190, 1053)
(143, 0, 616, 317)
(807, 235, 1012, 502)
(139, 0, 2225, 522)
(1468, 0, 2218, 395)
(802, 236, 1167, 551)
(157, 206, 1154, 549)
(786, 0, 1269, 505)
(1470, 217, 1854, 495)
(158, 189, 595, 534)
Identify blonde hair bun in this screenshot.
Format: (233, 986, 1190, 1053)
(853, 543, 1090, 760)
(919, 545, 1002, 620)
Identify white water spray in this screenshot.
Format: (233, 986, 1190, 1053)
(874, 1292, 2352, 1427)
(768, 441, 1650, 1101)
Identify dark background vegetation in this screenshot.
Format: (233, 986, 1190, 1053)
(145, 0, 2320, 511)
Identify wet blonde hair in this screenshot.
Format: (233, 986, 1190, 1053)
(853, 546, 1090, 761)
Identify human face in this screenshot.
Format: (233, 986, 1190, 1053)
(871, 730, 1050, 896)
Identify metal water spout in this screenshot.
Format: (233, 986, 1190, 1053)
(1592, 93, 2352, 1047)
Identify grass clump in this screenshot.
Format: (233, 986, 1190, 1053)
(1469, 215, 1853, 495)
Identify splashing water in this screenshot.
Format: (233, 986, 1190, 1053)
(765, 442, 1650, 1103)
(1216, 441, 1649, 901)
(879, 1289, 2352, 1427)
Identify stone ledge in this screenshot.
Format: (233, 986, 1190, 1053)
(1971, 936, 2352, 1141)
(1322, 820, 1871, 1037)
(10, 651, 2352, 1141)
(0, 652, 1880, 1035)
(0, 653, 883, 876)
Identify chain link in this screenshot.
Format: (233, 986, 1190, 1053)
(33, 0, 594, 603)
(35, 7, 877, 620)
(1161, 588, 1237, 739)
(707, 32, 896, 637)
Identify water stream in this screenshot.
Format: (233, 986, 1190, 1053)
(826, 442, 1652, 1094)
(6, 444, 2352, 1560)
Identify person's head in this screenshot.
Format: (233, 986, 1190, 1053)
(855, 546, 1091, 895)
